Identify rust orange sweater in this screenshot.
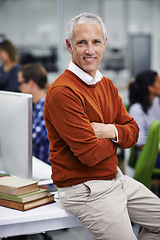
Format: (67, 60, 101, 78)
(44, 70, 139, 187)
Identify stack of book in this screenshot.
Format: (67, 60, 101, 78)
(0, 176, 54, 211)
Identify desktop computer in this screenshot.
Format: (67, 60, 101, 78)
(0, 91, 33, 179)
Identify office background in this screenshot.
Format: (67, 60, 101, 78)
(0, 1, 160, 239)
(0, 0, 160, 76)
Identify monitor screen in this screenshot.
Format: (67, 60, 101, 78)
(0, 91, 33, 179)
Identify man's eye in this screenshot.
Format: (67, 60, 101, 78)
(78, 41, 85, 45)
(94, 40, 101, 44)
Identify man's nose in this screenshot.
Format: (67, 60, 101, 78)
(85, 43, 95, 55)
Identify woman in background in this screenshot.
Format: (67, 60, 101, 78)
(0, 39, 20, 92)
(129, 70, 160, 167)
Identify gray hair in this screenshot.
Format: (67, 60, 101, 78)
(66, 12, 107, 46)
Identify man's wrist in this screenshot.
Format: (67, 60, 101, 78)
(111, 125, 118, 143)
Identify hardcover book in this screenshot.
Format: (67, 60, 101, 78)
(0, 193, 55, 211)
(0, 176, 38, 195)
(0, 188, 48, 203)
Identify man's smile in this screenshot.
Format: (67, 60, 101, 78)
(83, 56, 97, 62)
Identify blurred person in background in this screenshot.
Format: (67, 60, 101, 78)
(18, 63, 50, 165)
(129, 70, 160, 168)
(0, 39, 20, 92)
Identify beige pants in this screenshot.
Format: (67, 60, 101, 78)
(58, 168, 160, 240)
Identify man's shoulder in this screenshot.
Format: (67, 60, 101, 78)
(49, 70, 76, 88)
(100, 75, 116, 86)
(100, 76, 118, 95)
(47, 70, 85, 96)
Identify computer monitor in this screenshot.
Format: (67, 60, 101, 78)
(0, 91, 33, 179)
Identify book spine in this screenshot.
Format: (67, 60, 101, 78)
(0, 185, 17, 195)
(0, 192, 22, 203)
(0, 183, 39, 196)
(0, 194, 55, 211)
(0, 189, 48, 203)
(0, 198, 23, 210)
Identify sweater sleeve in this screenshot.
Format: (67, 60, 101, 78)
(114, 94, 139, 149)
(45, 86, 117, 167)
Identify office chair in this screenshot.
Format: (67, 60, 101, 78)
(128, 120, 160, 189)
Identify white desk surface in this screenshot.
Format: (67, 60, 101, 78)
(0, 199, 84, 239)
(0, 159, 94, 240)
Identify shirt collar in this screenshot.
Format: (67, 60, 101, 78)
(68, 61, 103, 85)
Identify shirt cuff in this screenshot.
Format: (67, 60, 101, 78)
(111, 125, 118, 143)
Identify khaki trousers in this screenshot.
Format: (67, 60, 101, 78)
(58, 168, 160, 240)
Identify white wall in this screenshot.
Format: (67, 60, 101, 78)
(0, 0, 159, 72)
(0, 0, 58, 46)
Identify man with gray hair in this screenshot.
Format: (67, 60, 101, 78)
(44, 13, 160, 240)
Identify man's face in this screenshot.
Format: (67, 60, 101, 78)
(66, 23, 107, 78)
(0, 49, 8, 63)
(18, 71, 31, 94)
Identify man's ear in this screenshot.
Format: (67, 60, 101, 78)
(103, 37, 107, 52)
(148, 85, 154, 94)
(66, 39, 73, 54)
(29, 79, 35, 87)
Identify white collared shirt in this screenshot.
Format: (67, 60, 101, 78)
(67, 61, 118, 143)
(68, 61, 103, 85)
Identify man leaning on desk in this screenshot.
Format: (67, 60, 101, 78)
(44, 12, 160, 240)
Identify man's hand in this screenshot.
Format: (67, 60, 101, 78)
(91, 122, 116, 140)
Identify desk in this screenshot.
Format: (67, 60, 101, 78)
(0, 200, 93, 240)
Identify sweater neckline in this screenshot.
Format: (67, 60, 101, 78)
(65, 69, 103, 88)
